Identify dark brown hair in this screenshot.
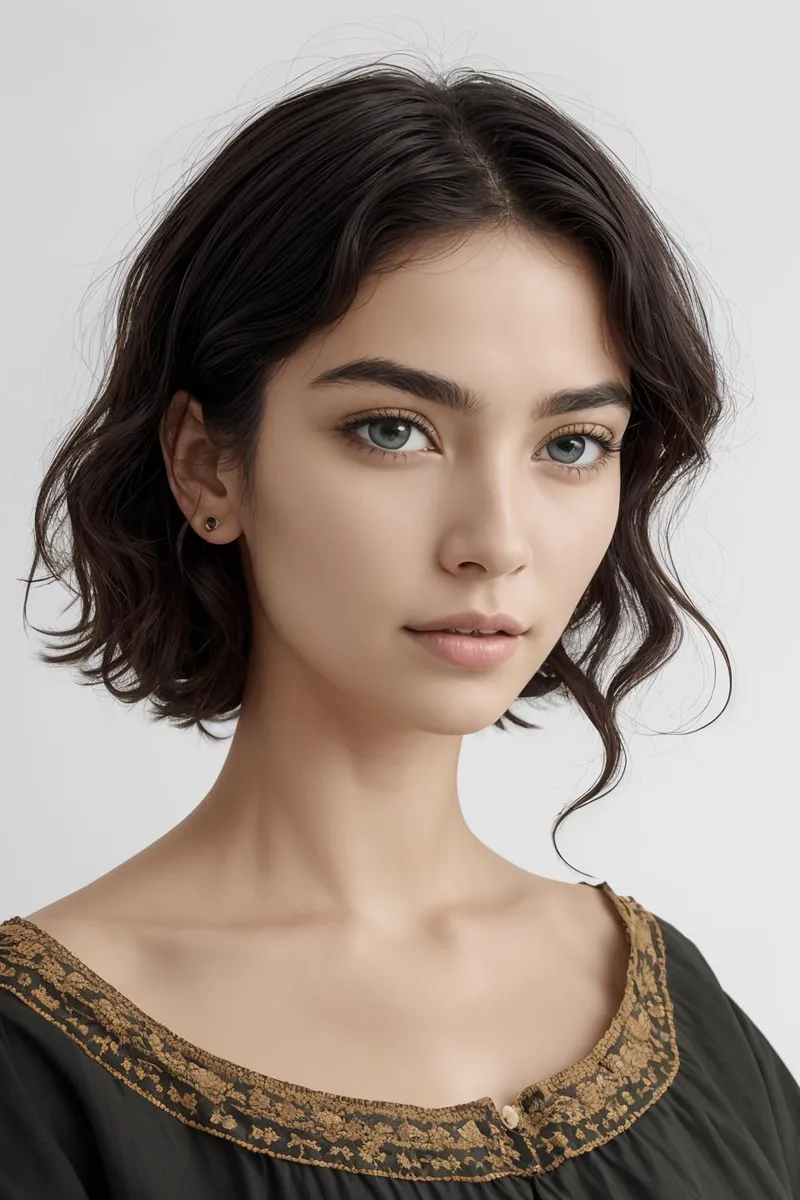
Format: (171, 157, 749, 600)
(22, 60, 736, 870)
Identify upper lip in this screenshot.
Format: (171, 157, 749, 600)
(406, 611, 527, 636)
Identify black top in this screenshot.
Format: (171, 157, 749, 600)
(0, 880, 797, 1199)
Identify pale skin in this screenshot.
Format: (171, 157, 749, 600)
(26, 226, 634, 1115)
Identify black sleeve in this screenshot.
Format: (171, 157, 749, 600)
(0, 1008, 93, 1199)
(724, 989, 800, 1197)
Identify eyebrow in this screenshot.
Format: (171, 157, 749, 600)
(308, 356, 632, 420)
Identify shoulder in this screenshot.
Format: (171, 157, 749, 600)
(569, 881, 791, 1092)
(1, 905, 147, 1038)
(645, 899, 800, 1187)
(643, 900, 756, 1039)
(0, 915, 88, 1080)
(629, 895, 799, 1097)
(619, 891, 744, 1032)
(0, 908, 158, 1122)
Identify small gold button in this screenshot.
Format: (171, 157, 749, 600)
(501, 1104, 519, 1129)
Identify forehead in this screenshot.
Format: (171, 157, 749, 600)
(367, 228, 605, 329)
(296, 227, 626, 393)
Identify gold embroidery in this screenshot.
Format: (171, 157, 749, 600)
(0, 884, 679, 1182)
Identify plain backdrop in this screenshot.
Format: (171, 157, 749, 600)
(1, 3, 797, 1081)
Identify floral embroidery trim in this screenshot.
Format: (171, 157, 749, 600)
(0, 884, 679, 1181)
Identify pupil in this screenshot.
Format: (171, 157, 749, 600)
(373, 419, 409, 449)
(552, 435, 583, 462)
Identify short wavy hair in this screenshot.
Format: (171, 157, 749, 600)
(23, 59, 736, 868)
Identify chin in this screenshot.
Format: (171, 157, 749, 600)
(383, 690, 519, 737)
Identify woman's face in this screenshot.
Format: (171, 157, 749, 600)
(220, 227, 631, 735)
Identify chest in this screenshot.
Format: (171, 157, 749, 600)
(118, 914, 629, 1114)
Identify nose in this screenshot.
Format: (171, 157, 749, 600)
(441, 480, 531, 580)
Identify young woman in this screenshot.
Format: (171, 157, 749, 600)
(1, 60, 796, 1199)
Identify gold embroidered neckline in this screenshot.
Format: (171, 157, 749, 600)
(0, 881, 679, 1182)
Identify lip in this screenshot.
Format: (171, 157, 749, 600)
(405, 629, 521, 668)
(404, 610, 527, 636)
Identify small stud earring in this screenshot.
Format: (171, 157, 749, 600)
(204, 515, 219, 532)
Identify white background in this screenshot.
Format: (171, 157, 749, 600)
(2, 3, 797, 1080)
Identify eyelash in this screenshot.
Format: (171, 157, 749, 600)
(336, 407, 624, 479)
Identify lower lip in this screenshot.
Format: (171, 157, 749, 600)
(405, 629, 521, 667)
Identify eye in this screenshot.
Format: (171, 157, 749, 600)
(537, 427, 622, 477)
(335, 408, 624, 478)
(336, 409, 437, 458)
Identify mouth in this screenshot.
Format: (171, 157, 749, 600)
(403, 627, 521, 667)
(404, 611, 527, 637)
(427, 629, 512, 637)
(404, 627, 515, 638)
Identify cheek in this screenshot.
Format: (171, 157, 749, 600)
(548, 487, 620, 606)
(571, 490, 619, 565)
(527, 474, 619, 610)
(246, 452, 416, 634)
